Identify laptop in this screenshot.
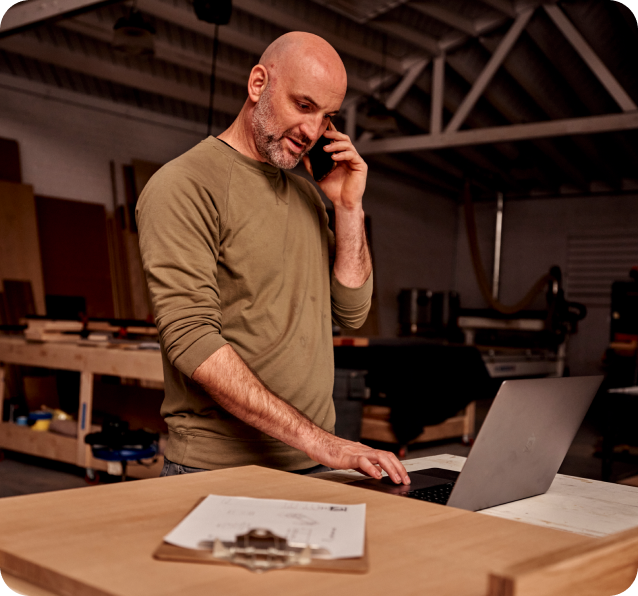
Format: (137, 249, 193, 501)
(349, 376, 603, 511)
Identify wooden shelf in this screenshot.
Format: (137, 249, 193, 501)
(0, 336, 164, 479)
(0, 336, 163, 381)
(0, 422, 77, 465)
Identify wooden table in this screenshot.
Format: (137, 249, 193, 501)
(0, 336, 164, 479)
(1, 464, 638, 596)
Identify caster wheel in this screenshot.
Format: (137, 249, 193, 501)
(398, 446, 407, 459)
(462, 437, 475, 447)
(85, 469, 100, 485)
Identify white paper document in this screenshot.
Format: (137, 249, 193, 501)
(164, 494, 366, 559)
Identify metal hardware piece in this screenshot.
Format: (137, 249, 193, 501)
(200, 528, 323, 573)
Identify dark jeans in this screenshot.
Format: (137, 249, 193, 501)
(160, 457, 330, 477)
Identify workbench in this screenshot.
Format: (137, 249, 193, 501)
(0, 336, 164, 479)
(1, 456, 638, 596)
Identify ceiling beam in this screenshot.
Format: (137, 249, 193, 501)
(0, 35, 244, 114)
(478, 33, 621, 188)
(430, 54, 445, 134)
(544, 4, 637, 112)
(232, 0, 411, 74)
(385, 58, 428, 110)
(0, 0, 123, 40)
(356, 111, 638, 154)
(446, 7, 533, 133)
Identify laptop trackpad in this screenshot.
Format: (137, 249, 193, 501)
(348, 468, 460, 495)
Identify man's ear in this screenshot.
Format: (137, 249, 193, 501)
(247, 65, 268, 103)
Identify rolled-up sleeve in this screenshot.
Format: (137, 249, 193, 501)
(136, 166, 228, 378)
(331, 271, 373, 329)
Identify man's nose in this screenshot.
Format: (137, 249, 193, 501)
(301, 115, 327, 144)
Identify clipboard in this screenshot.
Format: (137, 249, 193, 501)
(152, 497, 369, 573)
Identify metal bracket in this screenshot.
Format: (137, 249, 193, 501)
(200, 528, 326, 573)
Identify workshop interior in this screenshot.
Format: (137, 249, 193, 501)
(0, 0, 638, 510)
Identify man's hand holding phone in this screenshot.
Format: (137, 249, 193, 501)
(303, 123, 368, 212)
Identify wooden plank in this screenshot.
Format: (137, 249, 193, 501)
(487, 526, 638, 596)
(0, 181, 45, 316)
(333, 337, 370, 347)
(76, 372, 93, 468)
(362, 405, 391, 420)
(0, 366, 5, 423)
(35, 196, 115, 319)
(109, 210, 135, 319)
(0, 337, 163, 382)
(463, 400, 476, 438)
(0, 465, 592, 596)
(123, 230, 153, 321)
(360, 411, 466, 444)
(0, 422, 77, 465)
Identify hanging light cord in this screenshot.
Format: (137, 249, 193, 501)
(207, 23, 220, 137)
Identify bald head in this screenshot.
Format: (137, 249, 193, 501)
(259, 32, 347, 99)
(220, 32, 348, 168)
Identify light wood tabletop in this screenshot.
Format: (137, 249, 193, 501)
(1, 463, 637, 596)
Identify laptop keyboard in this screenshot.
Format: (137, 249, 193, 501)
(404, 482, 455, 504)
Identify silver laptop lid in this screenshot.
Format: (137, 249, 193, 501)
(447, 375, 603, 511)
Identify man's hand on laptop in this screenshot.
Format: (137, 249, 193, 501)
(308, 432, 411, 485)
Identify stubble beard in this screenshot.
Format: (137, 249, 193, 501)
(252, 86, 310, 170)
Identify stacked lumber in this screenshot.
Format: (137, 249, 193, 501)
(22, 319, 159, 343)
(23, 319, 83, 342)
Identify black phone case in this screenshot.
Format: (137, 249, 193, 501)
(308, 135, 336, 182)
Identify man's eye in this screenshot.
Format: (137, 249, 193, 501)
(298, 103, 309, 110)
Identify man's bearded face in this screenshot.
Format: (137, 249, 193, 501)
(252, 85, 312, 169)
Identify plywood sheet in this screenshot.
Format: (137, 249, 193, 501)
(0, 181, 45, 315)
(0, 465, 592, 596)
(35, 196, 114, 319)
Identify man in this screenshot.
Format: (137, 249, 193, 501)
(137, 31, 409, 485)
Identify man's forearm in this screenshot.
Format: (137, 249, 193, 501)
(332, 205, 372, 288)
(192, 343, 409, 483)
(192, 344, 327, 453)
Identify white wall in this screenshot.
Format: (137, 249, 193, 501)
(0, 74, 459, 337)
(454, 193, 638, 375)
(0, 74, 206, 209)
(360, 169, 458, 337)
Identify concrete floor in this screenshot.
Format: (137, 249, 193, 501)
(2, 398, 637, 498)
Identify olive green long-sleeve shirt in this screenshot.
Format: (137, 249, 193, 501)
(136, 137, 372, 471)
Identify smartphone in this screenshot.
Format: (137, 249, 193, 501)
(308, 134, 337, 182)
